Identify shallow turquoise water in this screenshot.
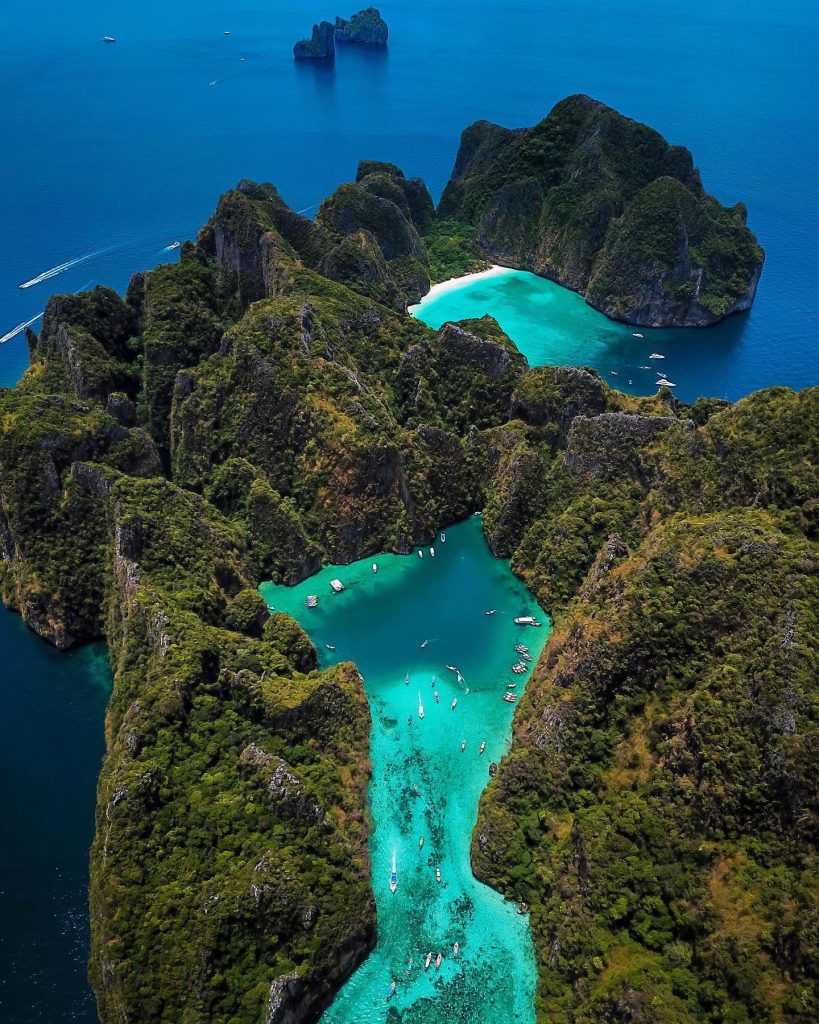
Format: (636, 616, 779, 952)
(411, 267, 758, 404)
(260, 518, 550, 1024)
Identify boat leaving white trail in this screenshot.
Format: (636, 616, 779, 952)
(389, 848, 397, 893)
(0, 311, 43, 345)
(18, 243, 124, 289)
(417, 691, 424, 719)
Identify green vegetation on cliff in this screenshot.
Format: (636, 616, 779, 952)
(0, 123, 814, 1024)
(438, 94, 764, 326)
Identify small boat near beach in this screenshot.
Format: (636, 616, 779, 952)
(329, 578, 344, 593)
(306, 595, 318, 608)
(489, 761, 498, 775)
(514, 615, 537, 626)
(418, 692, 424, 719)
(451, 698, 457, 709)
(434, 691, 439, 702)
(440, 532, 446, 542)
(633, 332, 644, 338)
(453, 942, 459, 958)
(389, 848, 398, 893)
(435, 952, 442, 969)
(419, 835, 424, 849)
(418, 549, 423, 558)
(656, 378, 678, 388)
(325, 644, 336, 651)
(372, 563, 377, 573)
(479, 741, 486, 755)
(425, 951, 432, 971)
(406, 958, 413, 975)
(435, 867, 441, 884)
(502, 693, 517, 703)
(507, 682, 517, 689)
(445, 664, 459, 674)
(385, 979, 396, 1002)
(429, 546, 435, 557)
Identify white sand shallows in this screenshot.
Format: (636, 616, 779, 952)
(407, 264, 516, 314)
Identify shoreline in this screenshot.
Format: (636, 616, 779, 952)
(408, 265, 516, 314)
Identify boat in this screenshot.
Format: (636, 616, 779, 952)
(240, 56, 246, 61)
(649, 352, 665, 359)
(305, 594, 318, 608)
(489, 761, 498, 775)
(424, 951, 432, 971)
(435, 867, 441, 883)
(325, 644, 336, 651)
(502, 693, 517, 703)
(656, 378, 678, 388)
(479, 741, 486, 754)
(514, 615, 537, 626)
(610, 370, 618, 376)
(521, 653, 532, 662)
(407, 715, 412, 725)
(445, 664, 458, 673)
(418, 692, 424, 719)
(406, 959, 413, 975)
(405, 672, 409, 685)
(429, 546, 435, 557)
(514, 643, 528, 653)
(413, 784, 420, 796)
(507, 682, 517, 689)
(420, 639, 429, 648)
(434, 691, 439, 702)
(329, 578, 344, 593)
(435, 952, 442, 969)
(464, 687, 470, 695)
(453, 942, 459, 958)
(418, 549, 423, 558)
(451, 698, 457, 710)
(103, 35, 116, 43)
(440, 532, 446, 542)
(633, 332, 644, 338)
(372, 562, 377, 573)
(389, 848, 398, 893)
(485, 608, 496, 615)
(167, 240, 181, 249)
(419, 835, 424, 849)
(385, 979, 396, 1002)
(461, 740, 466, 751)
(517, 901, 529, 915)
(223, 30, 231, 35)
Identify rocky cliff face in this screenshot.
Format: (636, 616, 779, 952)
(335, 8, 388, 46)
(0, 130, 813, 1024)
(293, 21, 336, 60)
(438, 94, 764, 326)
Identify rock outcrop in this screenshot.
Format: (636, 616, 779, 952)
(438, 94, 765, 326)
(334, 7, 388, 46)
(293, 21, 336, 60)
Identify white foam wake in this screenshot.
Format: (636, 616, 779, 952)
(19, 244, 118, 289)
(0, 311, 43, 345)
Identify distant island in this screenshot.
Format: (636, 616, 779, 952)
(294, 7, 388, 60)
(1, 98, 809, 1024)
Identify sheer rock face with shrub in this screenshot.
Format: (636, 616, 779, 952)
(438, 94, 764, 326)
(0, 130, 815, 1024)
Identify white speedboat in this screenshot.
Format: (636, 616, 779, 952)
(657, 378, 678, 388)
(429, 546, 435, 557)
(418, 692, 424, 719)
(389, 848, 397, 893)
(633, 332, 644, 338)
(372, 562, 377, 573)
(418, 549, 423, 558)
(424, 951, 432, 971)
(461, 740, 466, 751)
(649, 352, 665, 359)
(103, 35, 116, 43)
(329, 578, 344, 592)
(440, 532, 446, 542)
(451, 698, 457, 709)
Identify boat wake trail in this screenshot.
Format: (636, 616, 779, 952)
(18, 244, 122, 290)
(0, 311, 43, 345)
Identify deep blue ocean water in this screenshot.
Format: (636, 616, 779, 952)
(1, 2, 818, 1020)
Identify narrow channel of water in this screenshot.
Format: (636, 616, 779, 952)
(260, 517, 550, 1024)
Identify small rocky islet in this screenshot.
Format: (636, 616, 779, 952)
(294, 7, 388, 60)
(0, 97, 815, 1024)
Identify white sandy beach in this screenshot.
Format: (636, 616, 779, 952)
(407, 264, 516, 314)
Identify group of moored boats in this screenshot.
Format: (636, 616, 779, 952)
(386, 944, 460, 1000)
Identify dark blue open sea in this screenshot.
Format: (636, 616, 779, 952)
(0, 2, 817, 1020)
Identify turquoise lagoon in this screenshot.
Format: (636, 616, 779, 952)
(260, 517, 550, 1024)
(411, 266, 757, 404)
